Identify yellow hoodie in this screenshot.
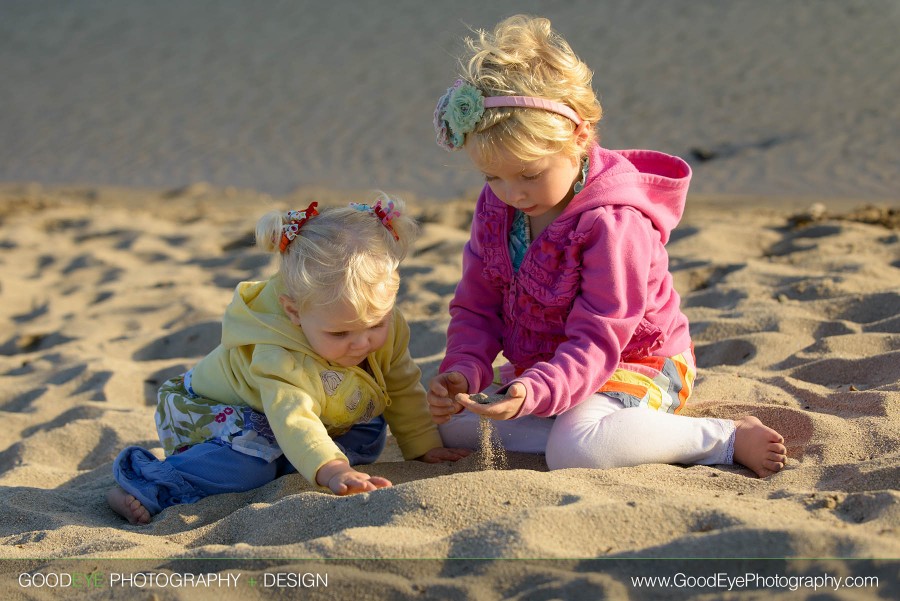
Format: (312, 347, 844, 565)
(189, 275, 442, 484)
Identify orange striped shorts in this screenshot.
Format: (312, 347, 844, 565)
(494, 348, 696, 415)
(598, 349, 696, 414)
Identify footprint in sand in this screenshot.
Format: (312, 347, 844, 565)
(132, 321, 221, 361)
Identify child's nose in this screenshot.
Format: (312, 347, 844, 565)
(504, 182, 526, 205)
(350, 333, 370, 350)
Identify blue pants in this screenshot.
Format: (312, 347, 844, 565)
(113, 416, 387, 515)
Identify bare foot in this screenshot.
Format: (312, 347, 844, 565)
(732, 416, 787, 477)
(106, 486, 151, 524)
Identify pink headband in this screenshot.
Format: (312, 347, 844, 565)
(483, 96, 582, 126)
(434, 79, 583, 151)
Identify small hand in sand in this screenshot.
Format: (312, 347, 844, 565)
(456, 383, 527, 421)
(316, 460, 391, 495)
(107, 486, 151, 525)
(732, 416, 787, 477)
(427, 371, 470, 424)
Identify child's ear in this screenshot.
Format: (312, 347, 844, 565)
(574, 121, 593, 149)
(279, 294, 302, 326)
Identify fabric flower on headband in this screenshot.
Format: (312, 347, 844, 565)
(279, 202, 319, 253)
(434, 79, 485, 151)
(350, 199, 401, 240)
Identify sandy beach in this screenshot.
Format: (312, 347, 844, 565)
(0, 185, 897, 598)
(1, 1, 898, 599)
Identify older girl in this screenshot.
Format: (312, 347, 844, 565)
(428, 15, 786, 478)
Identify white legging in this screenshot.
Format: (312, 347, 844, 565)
(438, 393, 736, 470)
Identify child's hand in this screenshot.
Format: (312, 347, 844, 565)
(316, 460, 392, 496)
(417, 447, 471, 463)
(455, 382, 527, 421)
(427, 371, 469, 424)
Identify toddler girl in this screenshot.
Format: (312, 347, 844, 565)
(428, 15, 786, 478)
(109, 195, 469, 524)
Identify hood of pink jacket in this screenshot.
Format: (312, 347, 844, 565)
(564, 145, 692, 244)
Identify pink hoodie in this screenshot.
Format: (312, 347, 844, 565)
(440, 144, 693, 417)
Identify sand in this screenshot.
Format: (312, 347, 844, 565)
(1, 1, 898, 599)
(0, 185, 897, 599)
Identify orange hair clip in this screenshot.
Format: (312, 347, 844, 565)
(279, 202, 319, 253)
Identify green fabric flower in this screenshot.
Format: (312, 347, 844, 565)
(446, 83, 485, 135)
(434, 79, 485, 151)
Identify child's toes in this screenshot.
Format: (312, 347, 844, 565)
(764, 458, 784, 473)
(131, 501, 151, 524)
(768, 441, 787, 454)
(125, 497, 148, 523)
(107, 487, 151, 524)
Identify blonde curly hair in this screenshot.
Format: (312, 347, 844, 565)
(460, 15, 602, 165)
(255, 193, 417, 325)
